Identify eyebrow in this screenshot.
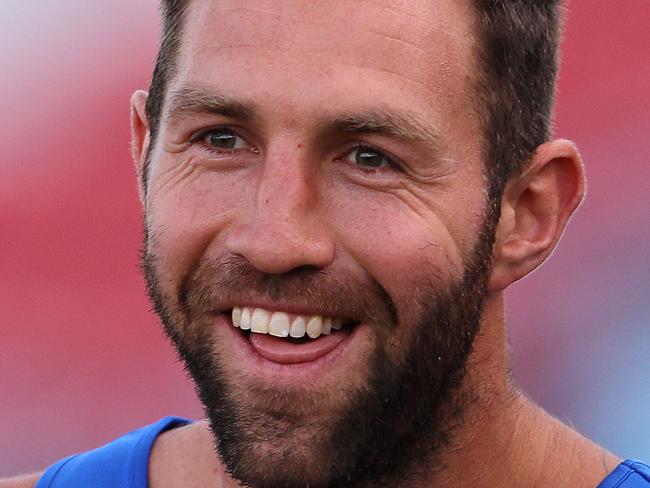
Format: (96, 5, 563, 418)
(165, 87, 255, 124)
(165, 87, 444, 153)
(328, 110, 443, 153)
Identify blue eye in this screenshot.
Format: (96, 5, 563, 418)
(200, 129, 248, 150)
(346, 146, 396, 170)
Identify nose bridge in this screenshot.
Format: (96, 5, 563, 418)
(257, 147, 312, 224)
(225, 143, 334, 273)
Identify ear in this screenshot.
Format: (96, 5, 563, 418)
(130, 90, 150, 205)
(489, 139, 586, 291)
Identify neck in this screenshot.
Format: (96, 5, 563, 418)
(406, 293, 620, 488)
(150, 293, 620, 488)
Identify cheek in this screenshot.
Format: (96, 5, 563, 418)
(146, 164, 254, 291)
(326, 187, 466, 305)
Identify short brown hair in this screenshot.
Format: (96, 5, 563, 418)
(144, 0, 563, 205)
(472, 0, 563, 207)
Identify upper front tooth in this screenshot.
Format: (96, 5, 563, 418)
(322, 317, 332, 335)
(233, 306, 342, 339)
(232, 307, 242, 328)
(306, 316, 323, 339)
(289, 316, 307, 338)
(251, 308, 270, 334)
(240, 307, 252, 330)
(269, 312, 290, 338)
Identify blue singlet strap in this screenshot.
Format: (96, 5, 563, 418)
(598, 460, 650, 488)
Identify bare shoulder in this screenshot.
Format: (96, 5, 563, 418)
(149, 421, 223, 488)
(0, 472, 42, 488)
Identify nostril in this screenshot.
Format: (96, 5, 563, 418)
(224, 215, 335, 275)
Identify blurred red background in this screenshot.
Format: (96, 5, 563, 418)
(1, 0, 649, 475)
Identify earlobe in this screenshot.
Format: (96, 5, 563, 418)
(130, 90, 150, 204)
(488, 140, 586, 291)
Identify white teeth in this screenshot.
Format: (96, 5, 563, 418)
(232, 307, 242, 328)
(322, 317, 332, 335)
(289, 316, 307, 338)
(251, 308, 270, 334)
(306, 316, 323, 339)
(240, 307, 252, 330)
(269, 312, 290, 338)
(231, 307, 345, 340)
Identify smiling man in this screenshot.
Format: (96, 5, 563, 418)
(4, 1, 650, 488)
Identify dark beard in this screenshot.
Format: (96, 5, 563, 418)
(142, 213, 496, 488)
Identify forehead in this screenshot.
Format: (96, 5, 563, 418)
(172, 0, 478, 127)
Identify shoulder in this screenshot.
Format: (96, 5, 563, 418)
(149, 420, 223, 488)
(0, 473, 42, 488)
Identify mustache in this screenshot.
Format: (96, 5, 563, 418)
(177, 254, 397, 326)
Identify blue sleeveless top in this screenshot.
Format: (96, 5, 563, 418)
(35, 417, 191, 488)
(35, 417, 650, 487)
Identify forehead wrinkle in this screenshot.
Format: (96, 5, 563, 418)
(215, 5, 336, 28)
(365, 29, 426, 55)
(189, 1, 435, 61)
(218, 5, 426, 53)
(164, 86, 256, 125)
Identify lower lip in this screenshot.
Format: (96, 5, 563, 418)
(217, 314, 361, 377)
(249, 329, 348, 364)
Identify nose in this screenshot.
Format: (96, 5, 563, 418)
(224, 151, 335, 274)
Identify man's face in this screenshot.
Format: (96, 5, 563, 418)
(142, 0, 492, 486)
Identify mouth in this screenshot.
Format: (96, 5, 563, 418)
(224, 306, 361, 367)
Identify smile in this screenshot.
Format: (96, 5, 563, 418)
(231, 306, 359, 339)
(226, 306, 361, 366)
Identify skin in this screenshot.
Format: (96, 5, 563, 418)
(1, 0, 620, 487)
